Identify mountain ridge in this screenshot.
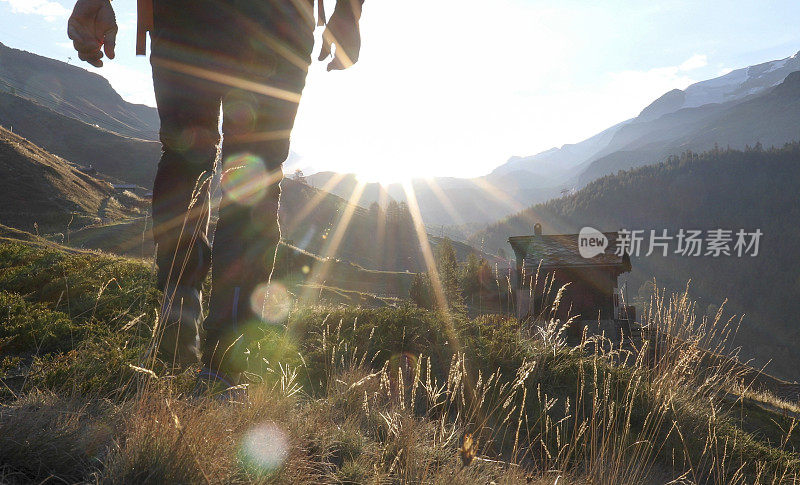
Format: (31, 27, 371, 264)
(578, 67, 800, 184)
(2, 42, 799, 233)
(0, 41, 160, 140)
(0, 126, 145, 232)
(471, 143, 800, 380)
(308, 50, 800, 228)
(0, 90, 162, 187)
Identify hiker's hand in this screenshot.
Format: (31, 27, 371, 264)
(68, 0, 117, 67)
(319, 1, 362, 71)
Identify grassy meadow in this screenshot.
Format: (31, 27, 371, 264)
(1, 237, 799, 484)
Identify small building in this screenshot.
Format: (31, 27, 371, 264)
(79, 165, 97, 176)
(508, 224, 634, 341)
(112, 184, 139, 193)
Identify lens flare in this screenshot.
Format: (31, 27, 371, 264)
(220, 153, 277, 206)
(251, 282, 292, 324)
(239, 423, 289, 475)
(173, 126, 197, 152)
(224, 99, 257, 136)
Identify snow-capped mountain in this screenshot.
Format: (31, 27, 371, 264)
(311, 50, 800, 228)
(639, 50, 800, 121)
(489, 120, 630, 178)
(685, 51, 800, 106)
(577, 68, 800, 185)
(493, 51, 800, 178)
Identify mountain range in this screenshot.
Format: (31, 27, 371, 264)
(2, 39, 800, 379)
(0, 42, 307, 189)
(0, 126, 146, 232)
(309, 50, 800, 229)
(472, 138, 800, 381)
(3, 40, 798, 232)
(0, 41, 159, 140)
(0, 103, 490, 273)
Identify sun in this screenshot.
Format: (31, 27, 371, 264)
(353, 166, 414, 186)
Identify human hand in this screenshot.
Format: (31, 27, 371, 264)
(67, 0, 118, 67)
(318, 0, 362, 71)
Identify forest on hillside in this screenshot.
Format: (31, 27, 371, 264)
(472, 143, 800, 380)
(279, 177, 491, 273)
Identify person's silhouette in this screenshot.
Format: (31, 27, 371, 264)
(68, 0, 364, 396)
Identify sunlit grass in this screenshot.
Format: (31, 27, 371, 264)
(2, 242, 799, 484)
(10, 162, 800, 483)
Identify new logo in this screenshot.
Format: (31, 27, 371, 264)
(578, 227, 608, 258)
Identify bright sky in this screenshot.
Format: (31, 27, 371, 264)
(1, 0, 800, 182)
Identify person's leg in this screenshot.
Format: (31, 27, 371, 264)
(150, 0, 223, 368)
(203, 1, 314, 378)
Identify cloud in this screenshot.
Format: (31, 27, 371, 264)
(502, 55, 709, 159)
(1, 0, 70, 21)
(679, 54, 708, 71)
(601, 54, 711, 117)
(608, 65, 695, 98)
(88, 62, 156, 106)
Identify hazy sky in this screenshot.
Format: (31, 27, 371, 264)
(1, 0, 800, 182)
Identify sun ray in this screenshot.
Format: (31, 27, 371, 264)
(282, 172, 349, 237)
(400, 181, 475, 398)
(469, 177, 525, 213)
(400, 182, 494, 430)
(151, 57, 302, 104)
(225, 129, 293, 145)
(373, 186, 389, 268)
(421, 178, 467, 229)
(298, 180, 367, 304)
(400, 182, 449, 314)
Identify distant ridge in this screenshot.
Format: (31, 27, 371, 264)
(308, 50, 800, 228)
(0, 127, 146, 232)
(578, 66, 800, 184)
(0, 41, 159, 140)
(0, 91, 161, 187)
(471, 143, 800, 380)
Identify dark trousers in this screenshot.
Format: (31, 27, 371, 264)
(150, 0, 314, 374)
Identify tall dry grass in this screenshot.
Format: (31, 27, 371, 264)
(2, 250, 800, 483)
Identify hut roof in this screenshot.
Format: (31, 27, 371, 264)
(508, 232, 630, 270)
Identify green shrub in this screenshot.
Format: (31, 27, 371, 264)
(0, 242, 158, 330)
(0, 291, 82, 354)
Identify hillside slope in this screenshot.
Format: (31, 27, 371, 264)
(579, 70, 800, 184)
(0, 41, 159, 140)
(0, 91, 162, 188)
(0, 127, 145, 232)
(473, 144, 800, 380)
(66, 176, 493, 273)
(0, 43, 312, 188)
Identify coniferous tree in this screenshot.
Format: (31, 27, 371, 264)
(409, 272, 434, 309)
(461, 253, 482, 305)
(435, 238, 463, 312)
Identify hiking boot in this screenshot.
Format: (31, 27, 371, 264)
(158, 285, 203, 369)
(192, 367, 247, 402)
